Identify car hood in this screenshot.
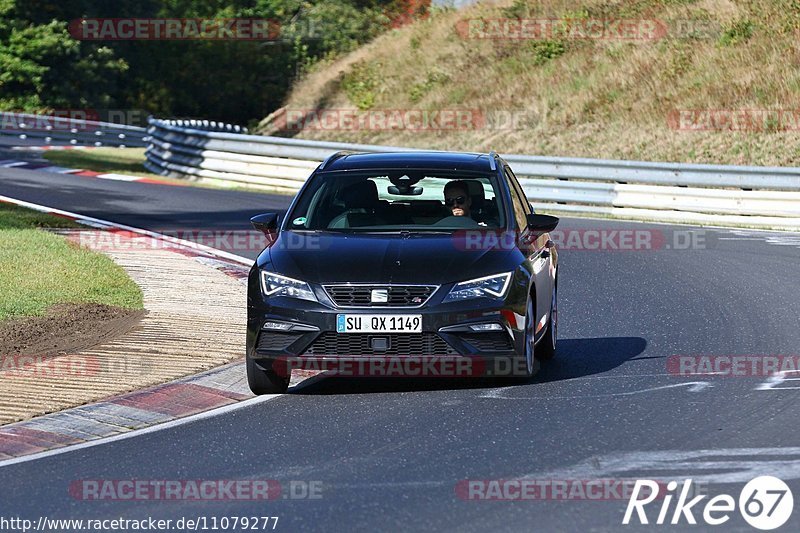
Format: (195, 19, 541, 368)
(262, 231, 521, 285)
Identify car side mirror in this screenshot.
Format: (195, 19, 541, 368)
(251, 213, 279, 238)
(526, 214, 559, 232)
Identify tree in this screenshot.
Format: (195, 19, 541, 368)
(0, 0, 429, 123)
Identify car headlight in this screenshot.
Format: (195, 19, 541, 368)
(260, 271, 317, 302)
(443, 272, 512, 302)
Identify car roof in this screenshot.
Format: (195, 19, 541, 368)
(319, 151, 497, 173)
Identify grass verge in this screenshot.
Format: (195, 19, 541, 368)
(265, 0, 800, 167)
(42, 147, 162, 179)
(41, 148, 294, 195)
(0, 202, 143, 320)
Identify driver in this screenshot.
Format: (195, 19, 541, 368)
(444, 180, 472, 217)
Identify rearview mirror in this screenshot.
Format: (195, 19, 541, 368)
(250, 213, 279, 237)
(526, 214, 559, 233)
(387, 185, 423, 195)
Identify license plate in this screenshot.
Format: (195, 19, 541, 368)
(336, 314, 422, 333)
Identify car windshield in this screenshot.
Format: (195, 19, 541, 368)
(286, 169, 506, 232)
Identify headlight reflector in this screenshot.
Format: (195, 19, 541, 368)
(443, 272, 512, 302)
(260, 271, 317, 302)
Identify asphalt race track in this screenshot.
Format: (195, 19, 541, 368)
(2, 166, 800, 531)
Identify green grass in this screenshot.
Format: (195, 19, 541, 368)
(275, 0, 800, 167)
(42, 147, 159, 179)
(42, 148, 295, 195)
(0, 203, 143, 320)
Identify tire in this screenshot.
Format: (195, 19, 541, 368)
(536, 282, 558, 361)
(507, 297, 539, 381)
(246, 357, 290, 395)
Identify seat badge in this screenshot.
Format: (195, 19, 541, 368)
(371, 289, 389, 303)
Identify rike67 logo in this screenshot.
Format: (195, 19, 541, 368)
(624, 476, 793, 530)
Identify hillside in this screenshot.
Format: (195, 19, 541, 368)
(258, 0, 800, 166)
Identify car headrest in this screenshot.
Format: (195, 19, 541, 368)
(342, 180, 378, 209)
(463, 180, 485, 209)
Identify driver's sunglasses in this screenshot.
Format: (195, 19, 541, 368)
(445, 195, 467, 207)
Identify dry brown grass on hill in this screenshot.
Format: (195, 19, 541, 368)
(259, 0, 800, 166)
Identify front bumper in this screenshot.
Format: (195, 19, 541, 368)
(248, 302, 521, 358)
(247, 279, 528, 375)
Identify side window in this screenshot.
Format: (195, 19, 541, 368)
(505, 166, 531, 214)
(504, 168, 528, 230)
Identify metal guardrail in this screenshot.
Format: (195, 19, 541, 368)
(0, 112, 149, 147)
(143, 116, 800, 229)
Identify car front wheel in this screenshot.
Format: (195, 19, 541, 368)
(508, 297, 539, 381)
(536, 282, 558, 361)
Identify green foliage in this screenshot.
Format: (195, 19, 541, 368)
(587, 0, 697, 19)
(664, 45, 693, 78)
(527, 39, 566, 66)
(408, 69, 448, 103)
(561, 8, 590, 20)
(341, 60, 380, 110)
(502, 0, 533, 19)
(0, 0, 421, 123)
(448, 85, 467, 104)
(719, 19, 754, 46)
(0, 19, 127, 110)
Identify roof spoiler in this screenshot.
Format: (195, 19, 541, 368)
(319, 150, 353, 170)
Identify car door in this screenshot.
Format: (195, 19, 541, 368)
(503, 166, 554, 337)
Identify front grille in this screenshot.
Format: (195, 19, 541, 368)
(256, 331, 306, 352)
(303, 332, 457, 356)
(459, 333, 514, 352)
(324, 285, 436, 307)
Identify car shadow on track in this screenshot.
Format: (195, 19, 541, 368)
(534, 335, 647, 383)
(289, 336, 647, 395)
